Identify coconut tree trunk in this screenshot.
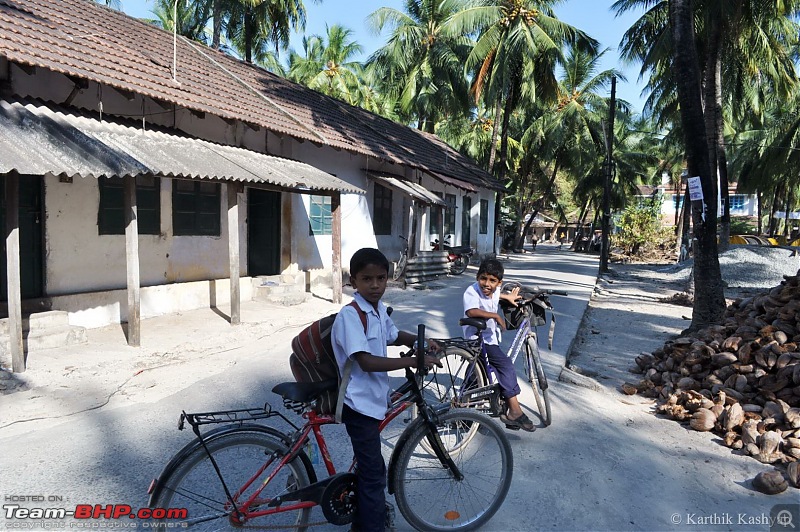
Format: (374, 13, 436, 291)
(670, 0, 726, 331)
(212, 0, 222, 49)
(757, 190, 762, 234)
(486, 97, 503, 173)
(516, 161, 560, 249)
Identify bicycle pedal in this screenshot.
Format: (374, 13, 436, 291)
(504, 423, 521, 431)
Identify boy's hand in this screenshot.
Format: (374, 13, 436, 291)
(495, 313, 507, 331)
(427, 338, 441, 353)
(500, 285, 521, 306)
(423, 354, 442, 369)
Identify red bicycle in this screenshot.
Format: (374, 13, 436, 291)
(147, 326, 513, 531)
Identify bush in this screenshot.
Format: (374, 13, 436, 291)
(612, 201, 675, 258)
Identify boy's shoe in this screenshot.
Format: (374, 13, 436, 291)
(500, 412, 536, 432)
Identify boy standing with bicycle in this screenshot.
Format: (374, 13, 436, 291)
(463, 258, 535, 431)
(331, 247, 439, 532)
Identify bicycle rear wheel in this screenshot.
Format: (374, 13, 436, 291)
(392, 408, 513, 531)
(525, 337, 552, 426)
(449, 255, 469, 275)
(149, 429, 312, 530)
(393, 253, 408, 280)
(417, 347, 489, 452)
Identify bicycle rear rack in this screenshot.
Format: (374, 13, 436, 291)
(179, 404, 294, 431)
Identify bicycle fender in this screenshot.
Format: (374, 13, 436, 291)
(147, 424, 316, 505)
(386, 415, 429, 495)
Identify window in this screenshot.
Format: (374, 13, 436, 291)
(172, 180, 220, 236)
(479, 199, 488, 234)
(429, 193, 457, 235)
(444, 194, 456, 235)
(98, 176, 160, 235)
(372, 183, 392, 235)
(309, 195, 332, 235)
(729, 195, 746, 211)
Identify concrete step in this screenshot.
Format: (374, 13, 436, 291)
(263, 292, 312, 306)
(252, 274, 309, 306)
(0, 310, 71, 335)
(0, 323, 88, 355)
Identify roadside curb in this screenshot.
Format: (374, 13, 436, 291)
(560, 273, 605, 391)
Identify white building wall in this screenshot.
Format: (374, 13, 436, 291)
(44, 175, 246, 296)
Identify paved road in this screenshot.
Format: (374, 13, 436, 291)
(3, 245, 794, 531)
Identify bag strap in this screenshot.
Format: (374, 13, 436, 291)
(335, 301, 368, 423)
(547, 312, 556, 351)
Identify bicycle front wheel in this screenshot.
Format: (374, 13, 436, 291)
(392, 408, 513, 531)
(149, 430, 311, 531)
(525, 337, 552, 426)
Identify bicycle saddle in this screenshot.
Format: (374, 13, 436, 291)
(459, 317, 487, 330)
(272, 379, 337, 403)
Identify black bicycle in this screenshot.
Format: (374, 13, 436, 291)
(423, 284, 567, 427)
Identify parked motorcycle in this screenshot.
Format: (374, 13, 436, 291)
(430, 237, 473, 275)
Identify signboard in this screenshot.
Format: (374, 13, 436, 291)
(688, 176, 703, 201)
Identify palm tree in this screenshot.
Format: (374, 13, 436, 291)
(150, 0, 212, 43)
(288, 25, 365, 104)
(367, 0, 473, 131)
(226, 0, 310, 63)
(513, 45, 620, 248)
(668, 0, 726, 330)
(449, 0, 598, 178)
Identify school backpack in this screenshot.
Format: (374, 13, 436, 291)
(289, 301, 367, 418)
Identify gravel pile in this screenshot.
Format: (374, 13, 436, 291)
(653, 246, 800, 289)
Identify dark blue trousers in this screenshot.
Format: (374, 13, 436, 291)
(483, 343, 521, 399)
(342, 404, 386, 532)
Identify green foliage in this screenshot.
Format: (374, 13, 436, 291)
(729, 216, 758, 235)
(612, 199, 673, 257)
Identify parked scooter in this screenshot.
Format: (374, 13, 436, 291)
(430, 236, 473, 275)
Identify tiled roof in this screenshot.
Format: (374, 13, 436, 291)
(0, 0, 501, 191)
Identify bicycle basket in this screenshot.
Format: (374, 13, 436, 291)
(501, 299, 547, 330)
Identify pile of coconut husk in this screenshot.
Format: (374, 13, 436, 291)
(623, 272, 800, 491)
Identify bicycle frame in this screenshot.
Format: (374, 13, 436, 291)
(176, 364, 459, 524)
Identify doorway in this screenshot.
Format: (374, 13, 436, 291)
(247, 188, 281, 276)
(461, 196, 472, 247)
(0, 175, 44, 301)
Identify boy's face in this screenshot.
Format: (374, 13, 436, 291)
(476, 272, 502, 297)
(351, 263, 388, 305)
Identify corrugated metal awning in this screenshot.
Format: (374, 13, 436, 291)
(0, 99, 364, 194)
(365, 171, 446, 206)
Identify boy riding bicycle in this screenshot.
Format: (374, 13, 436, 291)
(331, 247, 439, 532)
(462, 258, 535, 431)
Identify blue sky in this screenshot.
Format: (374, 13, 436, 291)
(119, 0, 648, 112)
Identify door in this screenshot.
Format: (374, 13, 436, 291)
(0, 175, 44, 301)
(461, 196, 472, 247)
(247, 188, 281, 276)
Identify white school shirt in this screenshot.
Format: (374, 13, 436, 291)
(331, 292, 399, 420)
(462, 282, 502, 346)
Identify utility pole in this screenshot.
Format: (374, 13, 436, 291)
(600, 76, 616, 273)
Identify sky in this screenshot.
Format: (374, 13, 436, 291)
(119, 0, 649, 112)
